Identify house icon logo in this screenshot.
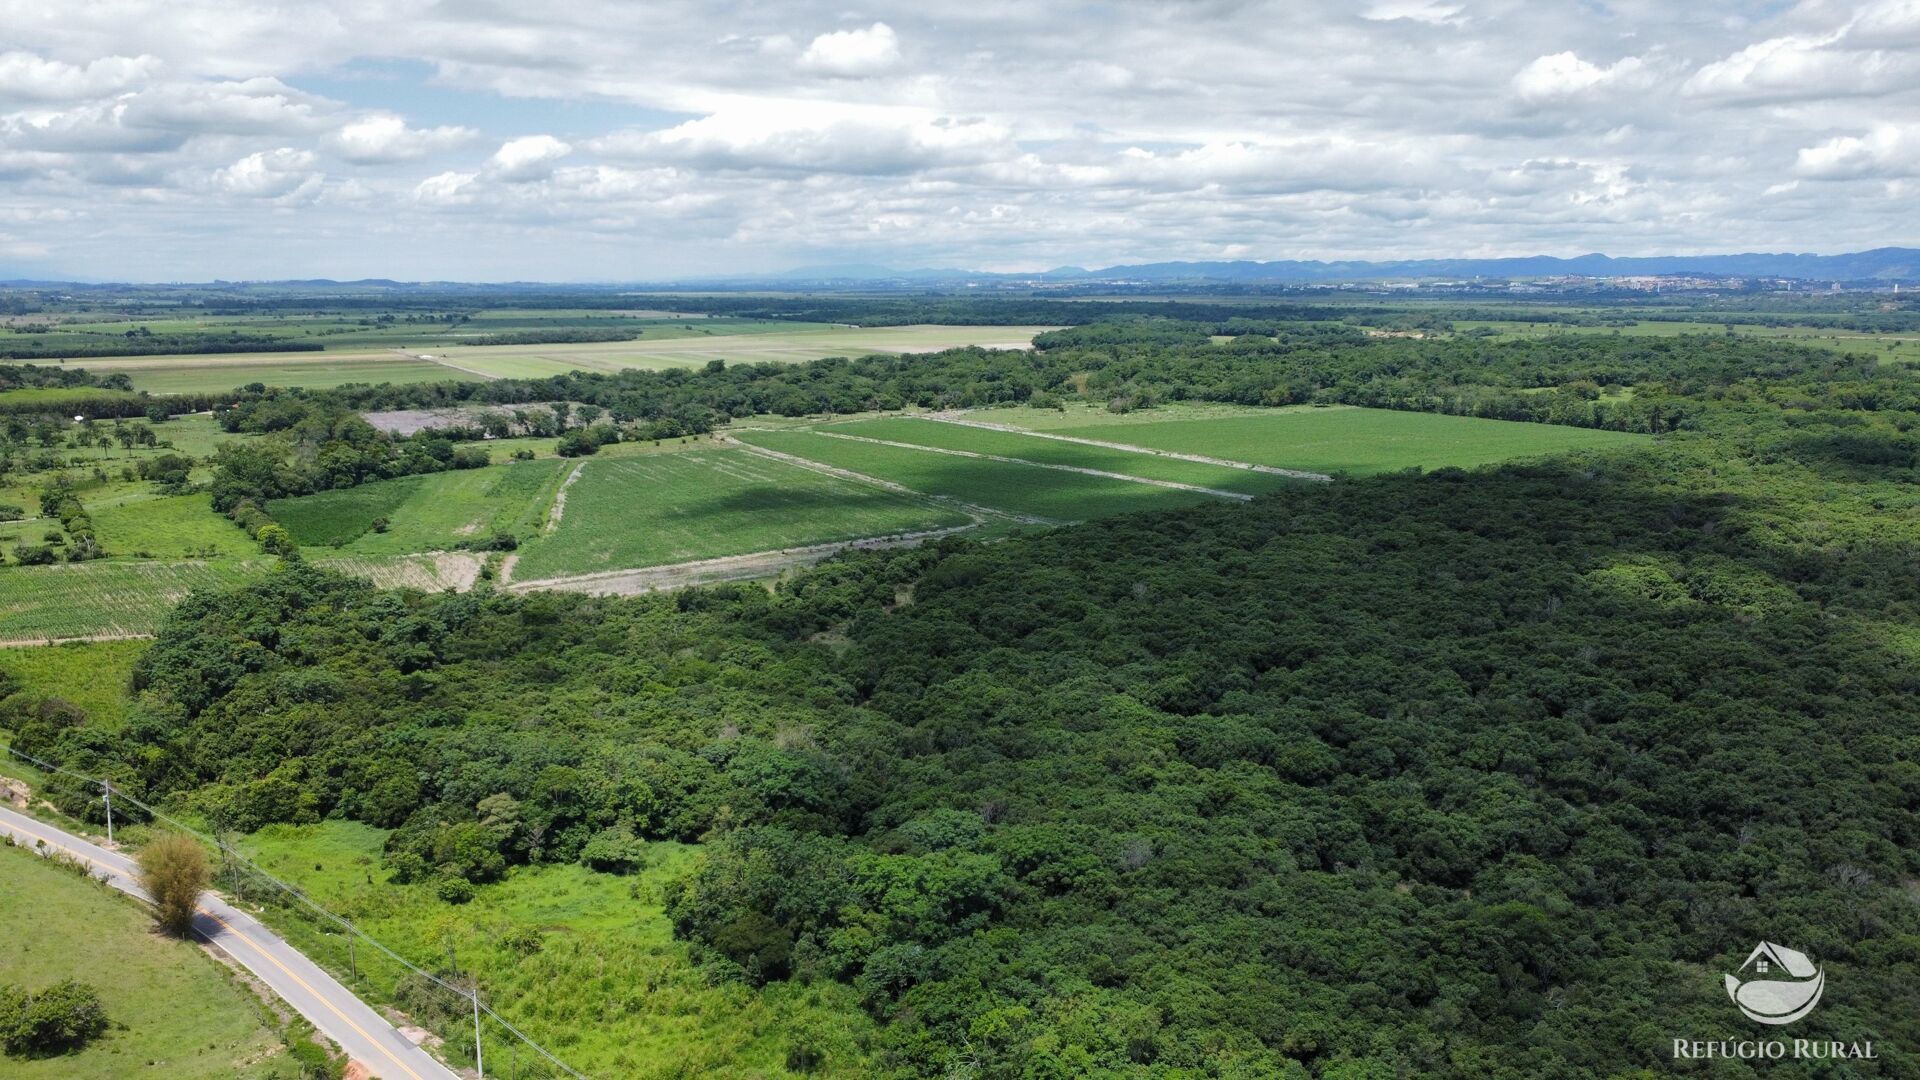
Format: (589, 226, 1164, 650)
(1725, 942, 1825, 1025)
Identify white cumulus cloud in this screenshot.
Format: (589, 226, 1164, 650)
(328, 114, 474, 164)
(213, 147, 320, 199)
(0, 52, 159, 100)
(1512, 52, 1644, 103)
(797, 23, 901, 77)
(488, 134, 571, 181)
(1796, 124, 1919, 179)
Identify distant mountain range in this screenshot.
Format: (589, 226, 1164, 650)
(761, 247, 1920, 285)
(5, 248, 1918, 291)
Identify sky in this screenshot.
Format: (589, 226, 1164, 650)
(0, 0, 1917, 281)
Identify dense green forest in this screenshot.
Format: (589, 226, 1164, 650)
(11, 302, 1918, 1076)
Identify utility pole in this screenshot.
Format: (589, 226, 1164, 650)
(472, 982, 484, 1079)
(101, 781, 112, 845)
(346, 922, 357, 982)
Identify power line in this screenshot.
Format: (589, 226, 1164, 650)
(0, 741, 588, 1079)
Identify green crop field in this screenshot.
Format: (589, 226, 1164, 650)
(818, 416, 1307, 495)
(0, 553, 480, 642)
(0, 843, 298, 1079)
(1026, 405, 1649, 475)
(235, 821, 878, 1078)
(0, 558, 266, 641)
(507, 448, 970, 581)
(733, 429, 1229, 522)
(965, 400, 1286, 432)
(268, 459, 571, 553)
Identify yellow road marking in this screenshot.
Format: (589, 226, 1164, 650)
(1, 817, 431, 1080)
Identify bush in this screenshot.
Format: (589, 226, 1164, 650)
(0, 979, 109, 1056)
(579, 824, 648, 874)
(287, 1038, 344, 1079)
(435, 876, 475, 904)
(256, 523, 297, 556)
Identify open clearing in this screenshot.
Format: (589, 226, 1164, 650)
(236, 821, 878, 1077)
(0, 842, 297, 1080)
(993, 404, 1647, 475)
(91, 492, 258, 558)
(507, 447, 971, 581)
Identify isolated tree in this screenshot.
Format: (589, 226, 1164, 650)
(136, 833, 210, 937)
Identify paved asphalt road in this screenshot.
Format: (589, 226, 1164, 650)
(0, 803, 459, 1080)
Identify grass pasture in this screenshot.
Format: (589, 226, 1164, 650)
(508, 448, 971, 581)
(733, 429, 1228, 522)
(90, 492, 257, 558)
(1035, 405, 1650, 475)
(236, 821, 879, 1078)
(268, 459, 571, 552)
(0, 842, 298, 1079)
(0, 639, 147, 729)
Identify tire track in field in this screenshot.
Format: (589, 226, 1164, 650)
(0, 631, 155, 649)
(544, 461, 588, 534)
(398, 348, 502, 380)
(924, 412, 1333, 482)
(811, 430, 1257, 500)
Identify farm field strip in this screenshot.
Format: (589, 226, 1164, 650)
(504, 448, 974, 581)
(415, 324, 1061, 380)
(871, 414, 1329, 485)
(507, 523, 980, 595)
(811, 428, 1256, 500)
(1023, 406, 1649, 476)
(731, 429, 1230, 523)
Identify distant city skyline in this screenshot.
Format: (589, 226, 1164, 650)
(2, 1, 1917, 281)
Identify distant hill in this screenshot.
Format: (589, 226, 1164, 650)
(753, 247, 1920, 286)
(1063, 248, 1920, 283)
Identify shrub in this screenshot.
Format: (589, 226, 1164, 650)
(0, 979, 109, 1056)
(136, 833, 210, 937)
(435, 876, 475, 904)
